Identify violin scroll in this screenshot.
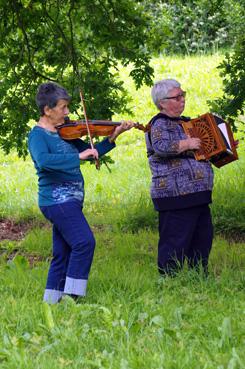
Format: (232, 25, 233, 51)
(133, 122, 150, 133)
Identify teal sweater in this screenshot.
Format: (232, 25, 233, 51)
(28, 126, 115, 206)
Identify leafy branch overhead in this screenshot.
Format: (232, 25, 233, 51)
(0, 0, 153, 157)
(208, 33, 245, 129)
(0, 0, 244, 158)
(144, 0, 245, 129)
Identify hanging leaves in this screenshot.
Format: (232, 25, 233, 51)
(0, 0, 153, 157)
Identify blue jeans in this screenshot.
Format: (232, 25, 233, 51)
(40, 200, 95, 303)
(158, 205, 213, 275)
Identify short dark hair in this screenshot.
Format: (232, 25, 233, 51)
(36, 82, 71, 115)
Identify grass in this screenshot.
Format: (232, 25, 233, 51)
(0, 53, 245, 368)
(0, 230, 245, 369)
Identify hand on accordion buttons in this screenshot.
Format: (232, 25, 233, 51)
(186, 136, 202, 150)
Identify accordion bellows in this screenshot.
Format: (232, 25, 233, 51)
(181, 113, 238, 168)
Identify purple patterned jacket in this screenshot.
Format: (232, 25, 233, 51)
(145, 113, 214, 211)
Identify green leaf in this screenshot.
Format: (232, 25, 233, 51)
(42, 302, 55, 331)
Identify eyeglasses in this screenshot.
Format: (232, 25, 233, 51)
(163, 91, 186, 101)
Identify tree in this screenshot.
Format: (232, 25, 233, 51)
(143, 0, 245, 129)
(209, 32, 245, 130)
(206, 0, 245, 128)
(0, 0, 153, 157)
(143, 0, 237, 55)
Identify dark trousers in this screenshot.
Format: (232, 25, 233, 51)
(158, 205, 213, 275)
(40, 201, 95, 302)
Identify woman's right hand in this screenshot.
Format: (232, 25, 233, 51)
(179, 136, 202, 153)
(185, 137, 202, 150)
(79, 148, 99, 161)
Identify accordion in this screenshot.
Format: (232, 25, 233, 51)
(181, 113, 238, 168)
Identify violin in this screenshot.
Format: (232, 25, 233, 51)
(56, 117, 149, 140)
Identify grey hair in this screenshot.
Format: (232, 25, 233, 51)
(36, 82, 71, 116)
(151, 79, 181, 109)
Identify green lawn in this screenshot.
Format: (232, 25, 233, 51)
(0, 53, 244, 369)
(0, 230, 244, 369)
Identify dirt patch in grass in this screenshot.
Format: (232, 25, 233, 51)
(0, 219, 35, 241)
(0, 219, 49, 267)
(0, 219, 49, 242)
(6, 251, 46, 267)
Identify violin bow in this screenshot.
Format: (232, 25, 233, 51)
(79, 90, 100, 170)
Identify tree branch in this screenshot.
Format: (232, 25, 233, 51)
(12, 0, 56, 81)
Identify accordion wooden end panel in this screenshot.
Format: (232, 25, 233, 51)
(181, 113, 238, 168)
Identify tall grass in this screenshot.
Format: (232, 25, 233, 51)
(0, 228, 244, 369)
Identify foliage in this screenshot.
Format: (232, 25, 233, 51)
(144, 0, 244, 55)
(0, 0, 244, 158)
(208, 34, 245, 129)
(142, 0, 245, 128)
(0, 0, 153, 157)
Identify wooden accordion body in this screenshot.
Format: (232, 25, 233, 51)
(181, 113, 238, 168)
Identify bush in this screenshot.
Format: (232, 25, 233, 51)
(144, 0, 244, 55)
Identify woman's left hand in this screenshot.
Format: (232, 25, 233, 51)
(115, 120, 135, 134)
(109, 120, 134, 142)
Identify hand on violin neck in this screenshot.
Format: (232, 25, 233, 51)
(79, 148, 99, 161)
(108, 120, 134, 142)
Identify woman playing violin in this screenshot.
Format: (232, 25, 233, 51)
(28, 82, 133, 304)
